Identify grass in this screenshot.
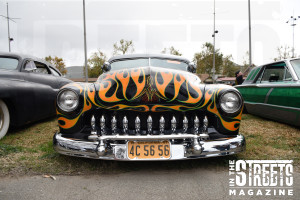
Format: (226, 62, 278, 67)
(0, 114, 299, 176)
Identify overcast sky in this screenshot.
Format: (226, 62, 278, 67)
(0, 0, 300, 67)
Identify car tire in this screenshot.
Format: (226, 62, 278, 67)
(0, 99, 10, 139)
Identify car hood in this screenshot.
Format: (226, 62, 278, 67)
(93, 66, 205, 111)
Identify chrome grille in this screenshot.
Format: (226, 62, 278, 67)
(90, 110, 207, 135)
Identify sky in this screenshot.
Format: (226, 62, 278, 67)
(0, 0, 300, 67)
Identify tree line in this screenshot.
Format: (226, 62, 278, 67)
(45, 39, 297, 78)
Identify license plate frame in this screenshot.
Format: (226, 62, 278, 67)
(127, 140, 171, 160)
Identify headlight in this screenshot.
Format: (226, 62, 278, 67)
(57, 89, 79, 112)
(219, 91, 242, 114)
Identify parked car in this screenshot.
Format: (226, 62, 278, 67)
(236, 58, 300, 126)
(54, 54, 245, 160)
(0, 52, 72, 139)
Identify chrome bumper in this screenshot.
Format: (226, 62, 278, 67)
(53, 133, 246, 160)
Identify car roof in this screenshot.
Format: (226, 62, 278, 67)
(257, 57, 300, 67)
(108, 54, 190, 63)
(0, 51, 53, 67)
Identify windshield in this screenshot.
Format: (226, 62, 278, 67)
(110, 58, 188, 71)
(0, 57, 19, 70)
(290, 59, 300, 79)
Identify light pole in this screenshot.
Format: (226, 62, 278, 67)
(248, 0, 252, 68)
(0, 3, 20, 52)
(286, 15, 300, 58)
(83, 0, 88, 82)
(212, 0, 218, 83)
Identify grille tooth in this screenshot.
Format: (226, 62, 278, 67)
(123, 116, 128, 134)
(159, 116, 165, 134)
(171, 116, 177, 133)
(111, 116, 117, 134)
(147, 115, 153, 134)
(183, 116, 188, 133)
(135, 116, 141, 135)
(100, 115, 106, 135)
(194, 116, 200, 134)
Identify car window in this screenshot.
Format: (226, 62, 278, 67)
(34, 61, 50, 74)
(111, 59, 149, 71)
(259, 62, 289, 83)
(150, 58, 188, 71)
(284, 68, 292, 81)
(110, 58, 188, 71)
(0, 57, 19, 70)
(49, 67, 61, 76)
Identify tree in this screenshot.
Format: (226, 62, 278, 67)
(45, 56, 67, 75)
(274, 45, 294, 61)
(113, 39, 134, 55)
(85, 50, 107, 78)
(222, 55, 240, 77)
(161, 46, 182, 56)
(193, 42, 223, 76)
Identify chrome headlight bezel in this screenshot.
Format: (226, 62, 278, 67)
(57, 89, 79, 112)
(218, 90, 243, 115)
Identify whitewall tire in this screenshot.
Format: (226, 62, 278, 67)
(0, 100, 10, 139)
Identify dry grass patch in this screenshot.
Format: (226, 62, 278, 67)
(238, 114, 300, 167)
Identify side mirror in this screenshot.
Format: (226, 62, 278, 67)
(102, 61, 111, 72)
(24, 61, 37, 72)
(188, 62, 196, 73)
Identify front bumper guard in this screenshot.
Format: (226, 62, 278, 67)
(53, 133, 246, 160)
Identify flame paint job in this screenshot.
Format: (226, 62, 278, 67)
(57, 67, 243, 133)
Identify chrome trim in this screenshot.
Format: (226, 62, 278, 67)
(147, 115, 152, 134)
(244, 101, 300, 112)
(171, 116, 176, 133)
(264, 88, 274, 103)
(100, 115, 106, 135)
(122, 116, 128, 134)
(203, 116, 208, 133)
(91, 115, 97, 135)
(159, 116, 165, 134)
(54, 133, 245, 160)
(135, 116, 140, 134)
(89, 133, 201, 141)
(236, 82, 300, 88)
(111, 116, 117, 134)
(56, 88, 79, 112)
(183, 116, 188, 133)
(194, 116, 199, 134)
(219, 90, 243, 114)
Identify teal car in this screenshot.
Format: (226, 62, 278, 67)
(236, 58, 300, 126)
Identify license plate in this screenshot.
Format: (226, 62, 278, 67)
(127, 141, 171, 160)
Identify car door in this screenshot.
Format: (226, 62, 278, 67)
(22, 59, 59, 120)
(254, 62, 294, 122)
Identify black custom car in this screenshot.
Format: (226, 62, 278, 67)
(0, 52, 72, 139)
(54, 54, 245, 160)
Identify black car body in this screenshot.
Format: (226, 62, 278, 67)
(0, 52, 72, 139)
(54, 54, 245, 160)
